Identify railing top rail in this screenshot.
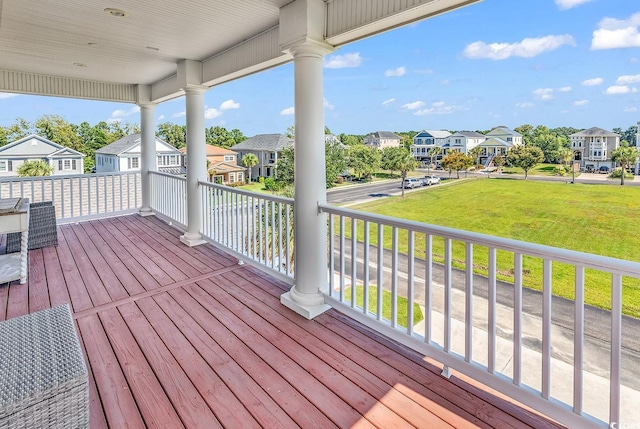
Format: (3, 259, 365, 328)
(319, 202, 640, 277)
(199, 180, 294, 205)
(0, 171, 139, 182)
(149, 170, 186, 181)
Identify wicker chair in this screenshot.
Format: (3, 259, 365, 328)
(6, 202, 58, 253)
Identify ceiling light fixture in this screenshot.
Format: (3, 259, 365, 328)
(146, 46, 160, 51)
(104, 8, 128, 17)
(87, 42, 101, 48)
(73, 63, 87, 67)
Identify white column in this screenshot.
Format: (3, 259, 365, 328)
(139, 103, 156, 216)
(180, 85, 208, 247)
(280, 41, 332, 319)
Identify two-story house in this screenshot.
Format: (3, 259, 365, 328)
(180, 145, 245, 184)
(230, 134, 293, 179)
(479, 127, 523, 166)
(444, 131, 486, 156)
(410, 130, 451, 163)
(95, 134, 182, 173)
(363, 131, 402, 150)
(0, 134, 85, 176)
(569, 127, 620, 172)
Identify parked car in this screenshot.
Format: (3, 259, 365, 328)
(598, 166, 610, 174)
(422, 175, 441, 186)
(403, 178, 422, 189)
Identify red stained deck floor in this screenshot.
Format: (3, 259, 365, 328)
(0, 215, 565, 428)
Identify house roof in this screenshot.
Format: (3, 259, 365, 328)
(414, 130, 452, 139)
(366, 131, 401, 140)
(479, 137, 513, 147)
(230, 134, 293, 152)
(179, 145, 237, 156)
(487, 127, 522, 137)
(570, 127, 619, 137)
(95, 133, 180, 155)
(452, 131, 486, 138)
(208, 161, 245, 173)
(0, 134, 85, 157)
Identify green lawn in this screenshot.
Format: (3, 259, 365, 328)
(343, 286, 424, 328)
(347, 179, 640, 317)
(500, 163, 569, 176)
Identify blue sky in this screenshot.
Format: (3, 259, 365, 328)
(1, 0, 639, 136)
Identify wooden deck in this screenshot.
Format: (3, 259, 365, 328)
(0, 214, 565, 428)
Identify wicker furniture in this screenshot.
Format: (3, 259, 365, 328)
(0, 199, 29, 284)
(6, 201, 58, 253)
(0, 304, 89, 429)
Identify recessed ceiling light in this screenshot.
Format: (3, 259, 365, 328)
(74, 63, 87, 67)
(146, 46, 160, 51)
(104, 8, 128, 17)
(87, 42, 101, 48)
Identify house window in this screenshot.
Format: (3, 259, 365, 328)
(270, 152, 276, 160)
(7, 161, 12, 171)
(72, 160, 77, 170)
(229, 173, 235, 183)
(58, 159, 72, 171)
(128, 157, 139, 169)
(0, 160, 6, 172)
(224, 155, 235, 162)
(507, 137, 512, 142)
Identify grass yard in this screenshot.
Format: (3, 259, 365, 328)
(343, 286, 424, 328)
(500, 163, 567, 176)
(347, 178, 640, 317)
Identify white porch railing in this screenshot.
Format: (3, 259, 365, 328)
(200, 182, 294, 281)
(0, 172, 141, 223)
(319, 203, 640, 429)
(149, 171, 187, 228)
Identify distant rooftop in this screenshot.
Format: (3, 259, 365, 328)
(230, 134, 293, 152)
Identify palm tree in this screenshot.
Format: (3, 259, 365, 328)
(469, 146, 482, 169)
(17, 160, 54, 177)
(428, 146, 441, 174)
(242, 153, 259, 183)
(611, 146, 640, 185)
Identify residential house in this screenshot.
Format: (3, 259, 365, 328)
(569, 127, 620, 172)
(95, 133, 182, 173)
(363, 131, 401, 149)
(486, 126, 523, 146)
(478, 127, 524, 166)
(230, 134, 293, 178)
(180, 145, 244, 184)
(0, 134, 84, 176)
(444, 131, 487, 155)
(410, 130, 452, 163)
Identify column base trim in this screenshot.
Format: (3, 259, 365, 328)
(280, 291, 331, 320)
(138, 208, 155, 217)
(180, 234, 206, 247)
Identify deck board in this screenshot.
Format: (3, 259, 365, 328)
(0, 214, 567, 428)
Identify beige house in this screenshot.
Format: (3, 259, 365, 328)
(363, 131, 402, 149)
(569, 127, 620, 172)
(180, 145, 245, 184)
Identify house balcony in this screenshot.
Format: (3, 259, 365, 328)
(1, 172, 639, 428)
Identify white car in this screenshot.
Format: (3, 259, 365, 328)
(423, 175, 441, 186)
(403, 178, 422, 189)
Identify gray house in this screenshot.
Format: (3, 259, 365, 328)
(95, 133, 182, 173)
(230, 134, 293, 178)
(0, 134, 85, 176)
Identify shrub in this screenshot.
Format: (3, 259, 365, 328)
(609, 167, 633, 179)
(258, 176, 265, 184)
(553, 165, 569, 176)
(263, 177, 283, 191)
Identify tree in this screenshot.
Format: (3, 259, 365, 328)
(611, 146, 640, 185)
(242, 153, 259, 182)
(325, 141, 347, 188)
(275, 146, 295, 186)
(440, 150, 473, 179)
(348, 145, 381, 180)
(427, 146, 441, 174)
(17, 160, 54, 177)
(384, 148, 418, 197)
(515, 124, 535, 146)
(506, 146, 544, 179)
(0, 118, 31, 147)
(381, 147, 402, 176)
(205, 126, 246, 148)
(558, 147, 573, 166)
(493, 155, 505, 173)
(468, 146, 482, 168)
(35, 115, 83, 153)
(157, 123, 186, 148)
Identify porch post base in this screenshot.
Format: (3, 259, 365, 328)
(179, 233, 206, 247)
(280, 290, 331, 320)
(138, 208, 155, 217)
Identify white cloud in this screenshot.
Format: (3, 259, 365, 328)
(110, 105, 140, 120)
(414, 68, 435, 75)
(384, 67, 406, 77)
(157, 114, 165, 121)
(414, 102, 467, 116)
(555, 0, 593, 10)
(582, 77, 604, 86)
(516, 102, 535, 108)
(219, 99, 240, 110)
(533, 88, 555, 100)
(558, 86, 572, 92)
(605, 85, 637, 95)
(324, 98, 335, 110)
(172, 111, 186, 118)
(280, 107, 295, 116)
(402, 101, 426, 110)
(616, 74, 640, 85)
(0, 92, 19, 99)
(324, 53, 363, 69)
(204, 108, 222, 119)
(631, 57, 640, 64)
(462, 34, 575, 60)
(592, 12, 640, 50)
(382, 98, 396, 105)
(574, 99, 589, 106)
(624, 106, 638, 113)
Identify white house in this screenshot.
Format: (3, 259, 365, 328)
(0, 134, 85, 176)
(485, 126, 523, 146)
(444, 131, 486, 155)
(569, 127, 620, 172)
(363, 131, 401, 149)
(410, 130, 452, 162)
(95, 134, 182, 173)
(230, 134, 293, 178)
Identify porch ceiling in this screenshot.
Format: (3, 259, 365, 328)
(0, 0, 480, 103)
